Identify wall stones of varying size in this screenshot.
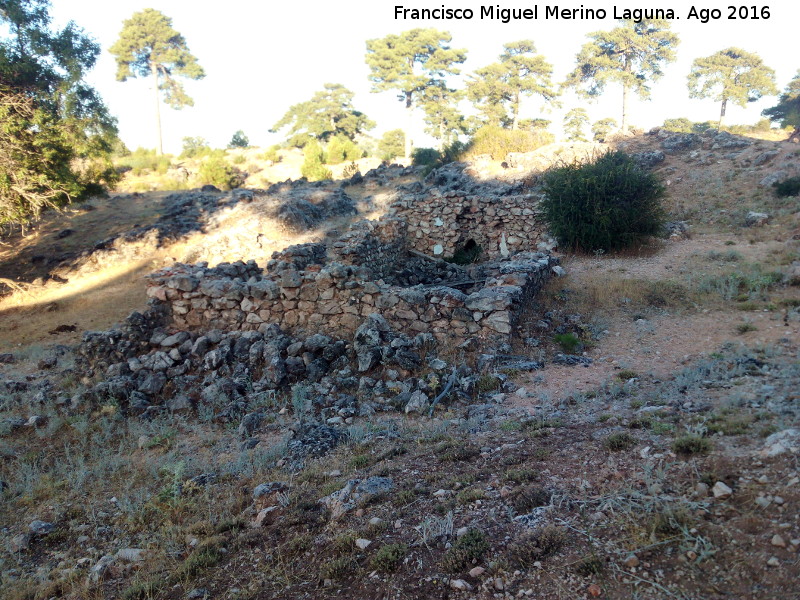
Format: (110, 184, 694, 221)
(145, 251, 558, 349)
(388, 162, 547, 260)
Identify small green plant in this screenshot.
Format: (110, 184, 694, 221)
(262, 145, 281, 163)
(513, 484, 552, 513)
(503, 468, 538, 483)
(198, 152, 238, 190)
(441, 529, 489, 572)
(475, 375, 502, 394)
(411, 147, 440, 167)
(462, 125, 554, 160)
(554, 333, 581, 353)
(617, 369, 639, 380)
(540, 150, 665, 251)
(604, 432, 636, 451)
(672, 434, 711, 455)
(301, 140, 332, 181)
(507, 526, 565, 566)
(320, 556, 357, 580)
(370, 543, 407, 573)
(456, 487, 485, 505)
(772, 175, 800, 197)
(447, 240, 482, 265)
(575, 554, 605, 576)
(736, 321, 758, 334)
(228, 129, 249, 148)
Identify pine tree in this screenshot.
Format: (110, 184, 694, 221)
(366, 28, 466, 158)
(228, 130, 249, 148)
(762, 71, 800, 142)
(687, 48, 777, 130)
(419, 85, 466, 149)
(467, 40, 557, 130)
(564, 20, 679, 132)
(592, 118, 618, 141)
(110, 9, 205, 155)
(0, 0, 118, 225)
(564, 108, 590, 142)
(378, 129, 405, 160)
(271, 83, 373, 147)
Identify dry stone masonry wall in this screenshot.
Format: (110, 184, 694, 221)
(146, 241, 557, 349)
(389, 162, 547, 260)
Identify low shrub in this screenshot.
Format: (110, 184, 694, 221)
(540, 150, 665, 252)
(198, 153, 239, 191)
(773, 175, 800, 197)
(462, 125, 553, 160)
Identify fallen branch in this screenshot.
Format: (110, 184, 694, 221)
(429, 367, 458, 417)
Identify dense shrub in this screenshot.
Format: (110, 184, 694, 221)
(411, 147, 440, 167)
(262, 145, 281, 163)
(773, 175, 800, 197)
(198, 152, 238, 190)
(300, 140, 332, 181)
(540, 150, 665, 252)
(462, 125, 554, 161)
(180, 137, 211, 159)
(118, 147, 172, 176)
(326, 135, 361, 164)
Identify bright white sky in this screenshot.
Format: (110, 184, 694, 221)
(49, 0, 798, 154)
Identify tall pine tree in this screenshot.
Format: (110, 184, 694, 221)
(110, 9, 205, 155)
(366, 29, 466, 158)
(564, 20, 679, 132)
(688, 48, 777, 130)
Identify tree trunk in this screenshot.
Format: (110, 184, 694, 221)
(512, 89, 520, 130)
(718, 97, 728, 131)
(621, 83, 629, 133)
(151, 63, 163, 156)
(621, 57, 631, 133)
(789, 127, 800, 143)
(404, 91, 413, 159)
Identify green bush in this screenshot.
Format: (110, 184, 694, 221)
(198, 153, 238, 190)
(462, 125, 554, 160)
(326, 135, 361, 165)
(118, 147, 172, 176)
(540, 150, 665, 252)
(180, 137, 211, 159)
(262, 145, 282, 163)
(773, 175, 800, 197)
(301, 141, 332, 181)
(411, 147, 440, 167)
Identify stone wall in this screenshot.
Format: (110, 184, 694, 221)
(145, 252, 557, 348)
(388, 163, 546, 260)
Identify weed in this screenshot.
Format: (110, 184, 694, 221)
(320, 556, 358, 581)
(575, 555, 605, 576)
(673, 434, 711, 455)
(512, 484, 552, 513)
(618, 369, 638, 380)
(441, 529, 489, 572)
(736, 321, 758, 334)
(604, 432, 636, 451)
(456, 487, 485, 505)
(436, 441, 480, 462)
(503, 468, 538, 484)
(349, 454, 371, 470)
(507, 526, 565, 566)
(553, 332, 581, 353)
(370, 543, 408, 573)
(475, 375, 502, 394)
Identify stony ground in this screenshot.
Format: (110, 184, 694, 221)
(0, 130, 799, 600)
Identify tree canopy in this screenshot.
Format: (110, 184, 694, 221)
(563, 108, 589, 141)
(564, 19, 679, 132)
(0, 0, 118, 225)
(228, 130, 250, 148)
(271, 83, 374, 147)
(762, 71, 800, 142)
(592, 117, 618, 141)
(687, 48, 777, 129)
(366, 28, 466, 157)
(419, 84, 465, 148)
(110, 8, 204, 155)
(466, 40, 557, 130)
